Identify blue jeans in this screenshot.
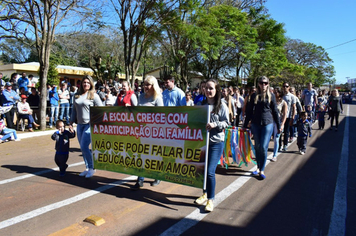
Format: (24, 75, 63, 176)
(203, 141, 224, 200)
(77, 123, 94, 169)
(59, 103, 70, 124)
(251, 123, 274, 172)
(273, 123, 280, 157)
(50, 105, 59, 127)
(1, 127, 18, 140)
(18, 114, 35, 128)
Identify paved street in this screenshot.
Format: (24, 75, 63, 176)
(0, 103, 355, 236)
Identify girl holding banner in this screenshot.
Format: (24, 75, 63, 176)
(194, 79, 229, 212)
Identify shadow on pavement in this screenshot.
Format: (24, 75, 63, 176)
(133, 104, 356, 236)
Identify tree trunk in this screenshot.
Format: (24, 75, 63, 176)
(38, 45, 51, 131)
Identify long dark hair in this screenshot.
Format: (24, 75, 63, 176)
(203, 79, 222, 114)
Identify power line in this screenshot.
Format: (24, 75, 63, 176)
(326, 39, 356, 50)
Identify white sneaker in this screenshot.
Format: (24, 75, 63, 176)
(85, 169, 96, 178)
(271, 156, 277, 162)
(194, 193, 207, 205)
(300, 151, 305, 155)
(205, 200, 214, 212)
(79, 169, 89, 176)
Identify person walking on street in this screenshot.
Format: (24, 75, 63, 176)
(70, 75, 103, 178)
(194, 79, 229, 212)
(243, 76, 281, 179)
(328, 89, 343, 131)
(272, 88, 287, 161)
(131, 75, 163, 189)
(51, 120, 76, 176)
(115, 80, 137, 107)
(281, 82, 296, 151)
(297, 111, 312, 155)
(162, 76, 186, 106)
(302, 82, 318, 112)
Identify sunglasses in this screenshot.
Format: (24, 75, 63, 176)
(259, 81, 268, 85)
(283, 85, 289, 88)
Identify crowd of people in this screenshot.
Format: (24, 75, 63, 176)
(0, 71, 353, 212)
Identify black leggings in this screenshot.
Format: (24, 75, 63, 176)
(329, 111, 340, 128)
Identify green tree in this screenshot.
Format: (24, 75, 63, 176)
(282, 39, 335, 87)
(46, 58, 60, 86)
(191, 5, 258, 81)
(0, 0, 92, 130)
(157, 0, 202, 89)
(247, 7, 287, 85)
(111, 0, 182, 87)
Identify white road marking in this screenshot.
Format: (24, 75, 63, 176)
(0, 176, 137, 230)
(161, 120, 319, 236)
(0, 162, 84, 185)
(160, 165, 257, 236)
(328, 105, 348, 236)
(0, 120, 319, 232)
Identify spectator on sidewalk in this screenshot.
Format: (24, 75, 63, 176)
(69, 85, 77, 120)
(27, 87, 40, 123)
(17, 95, 40, 132)
(0, 118, 20, 143)
(49, 85, 59, 128)
(58, 82, 70, 125)
(17, 72, 30, 95)
(1, 82, 20, 129)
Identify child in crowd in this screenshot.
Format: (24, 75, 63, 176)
(0, 119, 20, 143)
(305, 105, 315, 123)
(297, 111, 312, 155)
(51, 120, 76, 176)
(185, 91, 194, 106)
(316, 103, 327, 129)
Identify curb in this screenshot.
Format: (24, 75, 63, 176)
(17, 130, 55, 139)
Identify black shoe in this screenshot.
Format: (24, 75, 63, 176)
(150, 180, 161, 187)
(131, 180, 143, 190)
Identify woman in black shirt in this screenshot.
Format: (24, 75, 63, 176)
(243, 76, 281, 179)
(328, 89, 343, 131)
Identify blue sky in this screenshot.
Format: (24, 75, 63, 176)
(265, 0, 356, 84)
